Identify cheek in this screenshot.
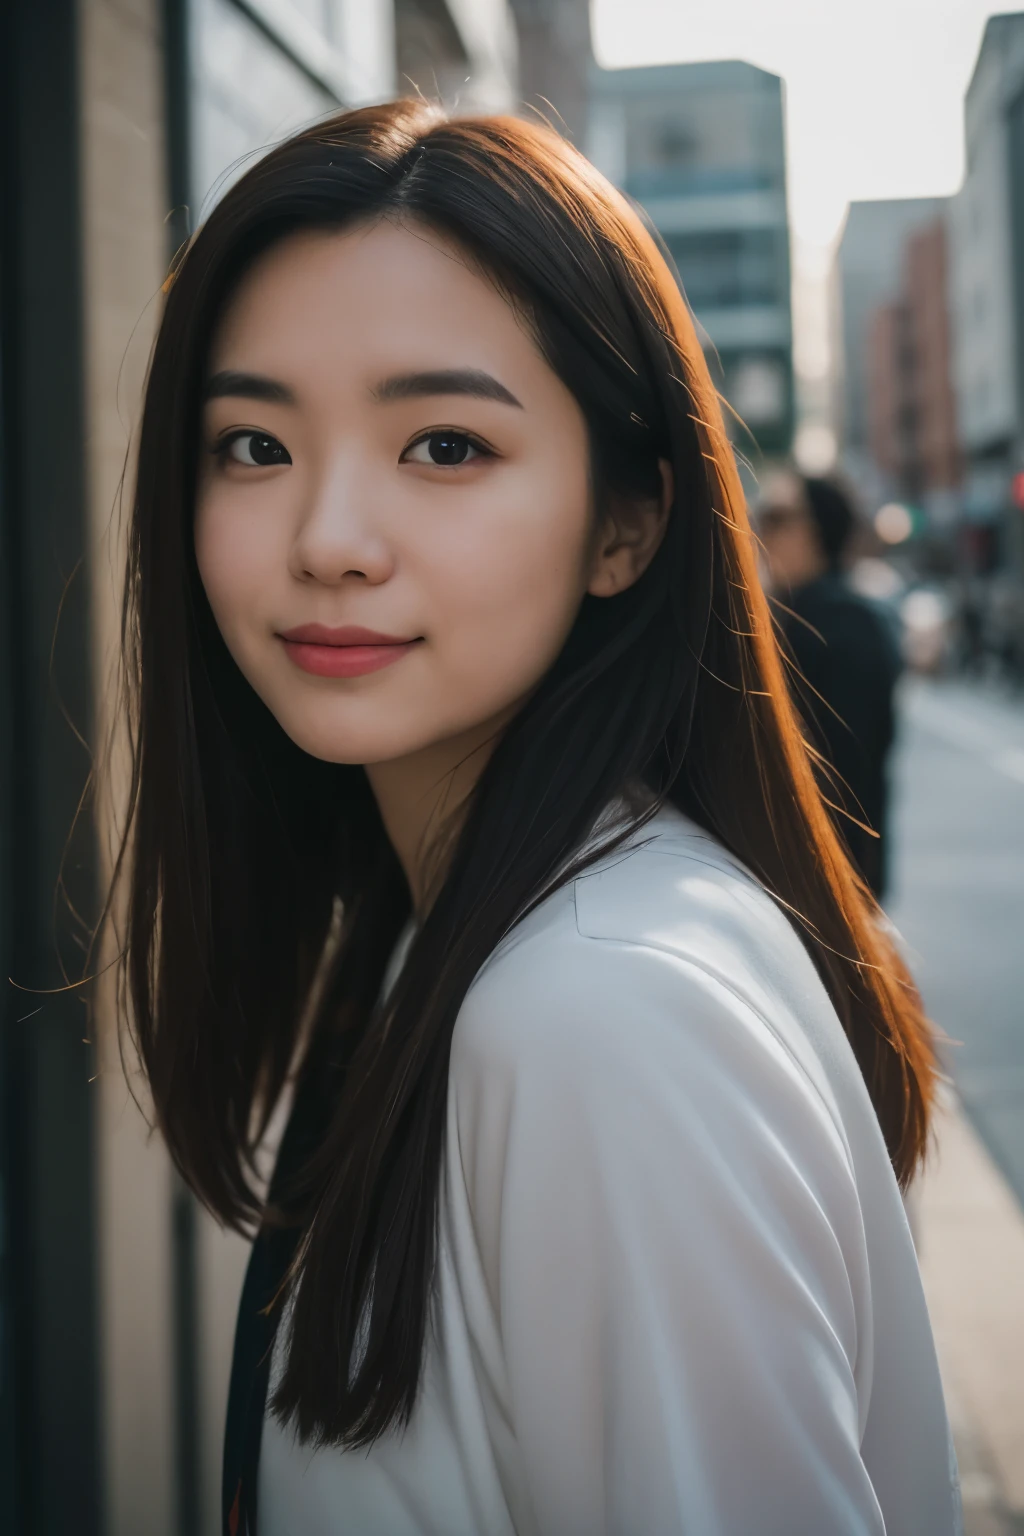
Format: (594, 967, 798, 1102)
(193, 490, 280, 643)
(423, 457, 592, 698)
(777, 530, 804, 570)
(761, 530, 786, 568)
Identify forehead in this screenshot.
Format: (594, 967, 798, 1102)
(756, 470, 808, 519)
(209, 219, 540, 387)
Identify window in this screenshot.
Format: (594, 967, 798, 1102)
(655, 123, 699, 170)
(728, 356, 786, 426)
(663, 228, 783, 309)
(191, 0, 336, 216)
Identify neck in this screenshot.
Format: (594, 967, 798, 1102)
(364, 708, 516, 916)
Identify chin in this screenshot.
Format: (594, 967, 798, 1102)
(274, 710, 431, 767)
(283, 728, 394, 766)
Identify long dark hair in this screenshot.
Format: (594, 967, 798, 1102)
(111, 101, 937, 1448)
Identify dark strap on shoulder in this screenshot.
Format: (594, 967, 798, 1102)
(223, 1222, 296, 1535)
(222, 1068, 328, 1536)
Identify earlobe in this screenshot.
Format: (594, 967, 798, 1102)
(587, 457, 673, 599)
(588, 560, 624, 598)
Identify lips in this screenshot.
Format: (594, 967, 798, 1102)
(277, 624, 422, 679)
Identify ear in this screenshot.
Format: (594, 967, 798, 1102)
(587, 458, 673, 598)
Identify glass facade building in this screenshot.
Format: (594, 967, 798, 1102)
(189, 0, 338, 213)
(588, 59, 795, 456)
(949, 11, 1024, 594)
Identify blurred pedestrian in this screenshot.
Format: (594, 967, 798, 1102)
(758, 473, 902, 899)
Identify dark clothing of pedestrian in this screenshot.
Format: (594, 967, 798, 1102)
(781, 574, 902, 900)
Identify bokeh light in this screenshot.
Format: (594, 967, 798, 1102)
(874, 501, 914, 544)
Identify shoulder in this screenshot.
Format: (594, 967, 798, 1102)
(447, 811, 869, 1327)
(462, 804, 827, 1030)
(793, 581, 900, 663)
(451, 807, 853, 1159)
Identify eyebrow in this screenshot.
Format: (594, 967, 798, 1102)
(372, 368, 523, 409)
(203, 370, 296, 405)
(203, 366, 523, 410)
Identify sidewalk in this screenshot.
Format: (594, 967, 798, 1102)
(916, 1089, 1024, 1534)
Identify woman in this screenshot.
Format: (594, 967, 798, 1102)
(111, 102, 960, 1533)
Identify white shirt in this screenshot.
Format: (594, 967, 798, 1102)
(260, 804, 962, 1535)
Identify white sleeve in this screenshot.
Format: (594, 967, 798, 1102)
(451, 933, 884, 1536)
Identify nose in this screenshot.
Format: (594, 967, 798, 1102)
(288, 456, 394, 586)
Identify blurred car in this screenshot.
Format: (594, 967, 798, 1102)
(848, 559, 952, 674)
(899, 586, 953, 673)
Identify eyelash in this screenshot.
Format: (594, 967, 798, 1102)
(210, 426, 498, 467)
(211, 428, 289, 465)
(400, 427, 496, 465)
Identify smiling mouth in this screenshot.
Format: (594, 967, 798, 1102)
(277, 624, 423, 679)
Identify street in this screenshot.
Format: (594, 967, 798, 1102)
(888, 678, 1024, 1202)
(889, 677, 1024, 1533)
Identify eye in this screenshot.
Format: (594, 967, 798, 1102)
(402, 430, 489, 468)
(219, 430, 292, 467)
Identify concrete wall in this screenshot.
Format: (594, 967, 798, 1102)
(78, 3, 251, 1531)
(78, 2, 175, 1530)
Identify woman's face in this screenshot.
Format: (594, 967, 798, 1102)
(755, 472, 824, 595)
(195, 219, 606, 767)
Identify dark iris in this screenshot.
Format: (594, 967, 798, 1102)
(247, 433, 288, 465)
(428, 432, 470, 465)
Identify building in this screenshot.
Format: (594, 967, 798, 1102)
(509, 0, 592, 143)
(865, 301, 905, 489)
(833, 195, 948, 495)
(948, 10, 1024, 583)
(1, 3, 602, 1533)
(905, 220, 961, 507)
(864, 215, 961, 528)
(183, 0, 519, 231)
(588, 59, 795, 456)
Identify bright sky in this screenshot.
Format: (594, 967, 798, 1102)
(593, 0, 1007, 380)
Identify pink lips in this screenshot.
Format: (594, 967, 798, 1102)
(277, 623, 421, 678)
